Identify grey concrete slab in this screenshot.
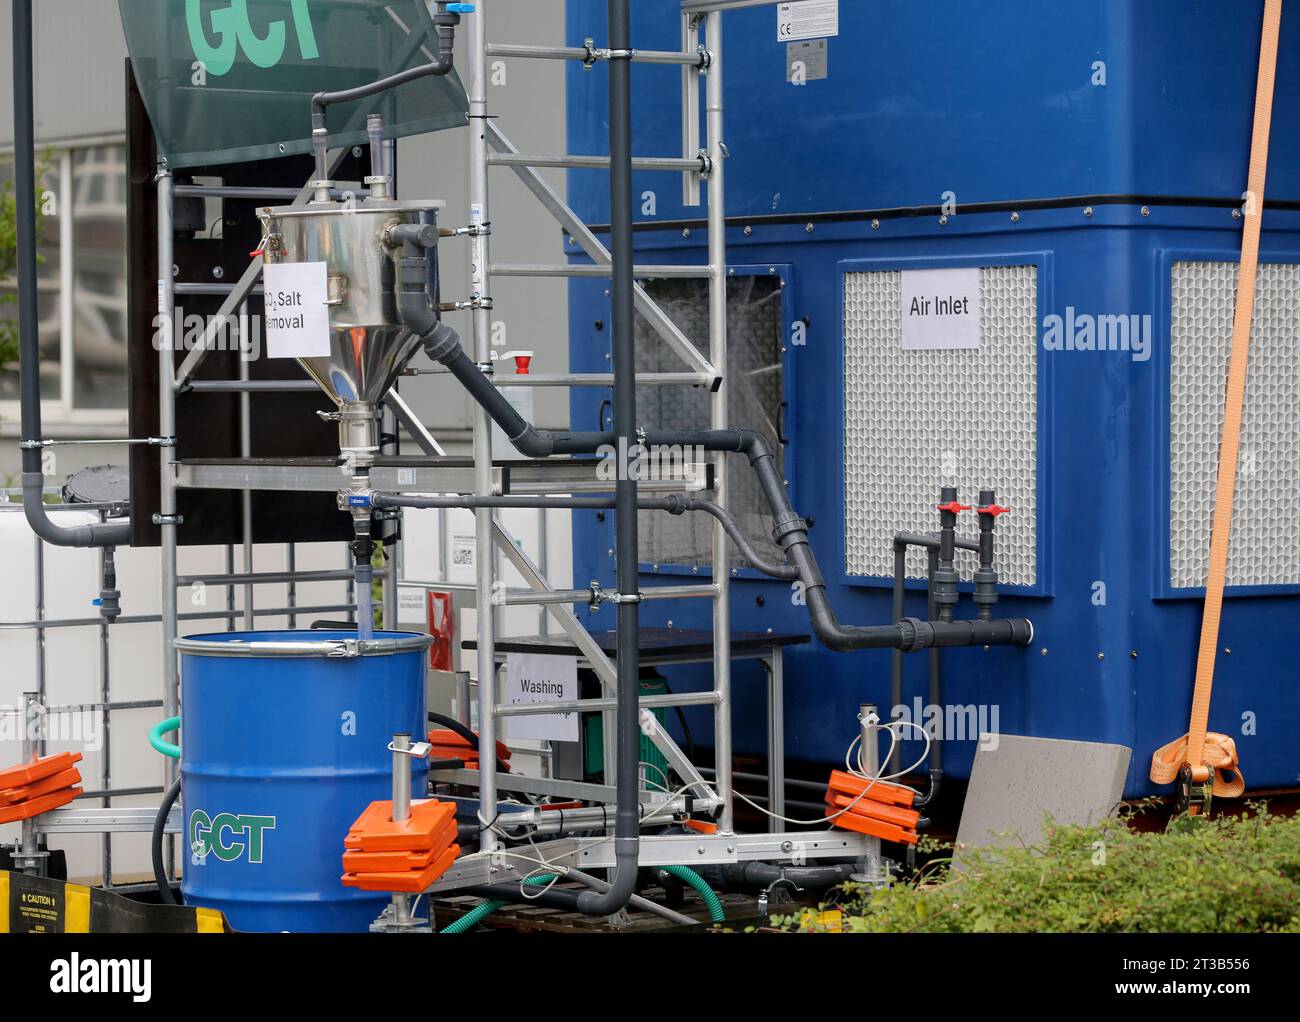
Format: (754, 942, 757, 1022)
(955, 734, 1131, 859)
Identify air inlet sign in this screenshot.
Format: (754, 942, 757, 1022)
(900, 268, 981, 351)
(777, 1, 839, 42)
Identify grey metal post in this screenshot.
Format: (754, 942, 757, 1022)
(239, 301, 254, 629)
(858, 703, 885, 884)
(705, 10, 734, 832)
(766, 646, 785, 830)
(99, 538, 113, 884)
(390, 731, 411, 925)
(34, 535, 45, 753)
(157, 168, 180, 881)
(468, 0, 499, 854)
(17, 691, 43, 873)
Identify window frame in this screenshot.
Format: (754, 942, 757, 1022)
(0, 134, 130, 432)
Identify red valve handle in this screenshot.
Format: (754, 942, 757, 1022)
(977, 504, 1011, 517)
(936, 501, 971, 514)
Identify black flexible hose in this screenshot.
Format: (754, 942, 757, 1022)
(153, 777, 182, 906)
(428, 711, 512, 774)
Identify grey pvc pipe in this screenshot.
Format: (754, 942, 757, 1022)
(12, 0, 127, 548)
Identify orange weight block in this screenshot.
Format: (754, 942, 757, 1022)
(343, 798, 458, 852)
(0, 766, 82, 807)
(341, 817, 459, 873)
(341, 844, 461, 893)
(0, 786, 81, 825)
(825, 801, 918, 846)
(0, 752, 82, 790)
(826, 769, 916, 808)
(825, 790, 921, 831)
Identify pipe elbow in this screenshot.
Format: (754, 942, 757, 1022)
(22, 472, 129, 548)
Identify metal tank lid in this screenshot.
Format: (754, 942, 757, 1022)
(175, 630, 433, 659)
(260, 199, 446, 219)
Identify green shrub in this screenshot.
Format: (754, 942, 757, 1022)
(787, 805, 1300, 933)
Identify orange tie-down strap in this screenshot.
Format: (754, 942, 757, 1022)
(1150, 733, 1245, 799)
(1151, 0, 1283, 797)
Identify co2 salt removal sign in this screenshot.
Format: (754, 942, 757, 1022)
(264, 261, 331, 358)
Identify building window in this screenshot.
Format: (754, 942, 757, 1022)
(0, 142, 128, 421)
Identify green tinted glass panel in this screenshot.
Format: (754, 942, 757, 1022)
(119, 1, 468, 168)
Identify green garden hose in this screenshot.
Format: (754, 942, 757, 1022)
(149, 716, 181, 759)
(660, 865, 725, 923)
(441, 873, 560, 934)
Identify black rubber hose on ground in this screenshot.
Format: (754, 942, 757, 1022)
(153, 777, 182, 906)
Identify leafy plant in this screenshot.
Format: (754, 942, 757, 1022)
(782, 804, 1300, 933)
(0, 153, 50, 368)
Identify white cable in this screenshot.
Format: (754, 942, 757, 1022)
(732, 714, 932, 828)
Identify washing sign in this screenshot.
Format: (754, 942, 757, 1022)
(777, 1, 839, 42)
(504, 653, 579, 743)
(264, 261, 331, 358)
(900, 268, 981, 350)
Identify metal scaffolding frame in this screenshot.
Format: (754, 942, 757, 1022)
(420, 0, 875, 896)
(12, 0, 873, 903)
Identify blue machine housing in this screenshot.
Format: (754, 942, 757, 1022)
(562, 1, 1300, 794)
(179, 631, 429, 933)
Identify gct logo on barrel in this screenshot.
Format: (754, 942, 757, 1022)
(189, 810, 277, 864)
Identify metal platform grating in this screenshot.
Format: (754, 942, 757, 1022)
(1170, 261, 1300, 589)
(842, 265, 1038, 584)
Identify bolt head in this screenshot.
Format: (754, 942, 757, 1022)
(1141, 206, 1151, 217)
(743, 225, 753, 236)
(1010, 211, 1021, 223)
(871, 218, 880, 230)
(1039, 647, 1048, 656)
(1084, 206, 1094, 217)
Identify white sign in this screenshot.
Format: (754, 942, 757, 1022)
(396, 585, 426, 624)
(777, 1, 839, 42)
(264, 261, 331, 358)
(900, 268, 981, 351)
(504, 653, 579, 742)
(448, 532, 476, 585)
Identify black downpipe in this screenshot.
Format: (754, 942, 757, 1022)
(418, 0, 644, 919)
(570, 0, 642, 918)
(12, 0, 128, 548)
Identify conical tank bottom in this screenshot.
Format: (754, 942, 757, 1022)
(298, 323, 422, 408)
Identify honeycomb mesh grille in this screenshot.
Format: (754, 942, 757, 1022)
(843, 265, 1038, 584)
(1170, 261, 1300, 588)
(634, 276, 786, 570)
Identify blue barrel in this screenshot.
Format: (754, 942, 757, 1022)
(176, 630, 431, 933)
